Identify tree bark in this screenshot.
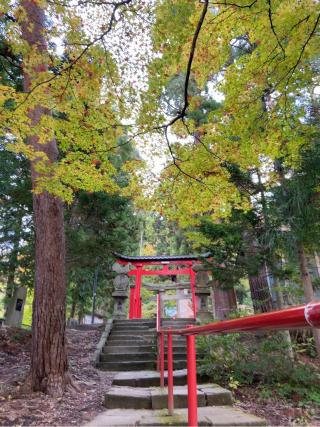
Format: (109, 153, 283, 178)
(20, 0, 69, 395)
(297, 242, 320, 357)
(245, 234, 274, 313)
(248, 264, 274, 313)
(212, 281, 237, 320)
(70, 299, 77, 319)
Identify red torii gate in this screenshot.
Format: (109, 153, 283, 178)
(114, 253, 209, 319)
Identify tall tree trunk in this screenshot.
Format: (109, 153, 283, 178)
(297, 242, 320, 357)
(212, 281, 237, 320)
(248, 265, 274, 313)
(70, 299, 77, 319)
(251, 170, 274, 313)
(20, 0, 69, 395)
(245, 233, 274, 313)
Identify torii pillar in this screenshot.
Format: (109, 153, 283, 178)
(133, 264, 143, 318)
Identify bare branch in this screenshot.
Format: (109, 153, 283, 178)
(208, 0, 258, 8)
(167, 0, 209, 127)
(267, 0, 285, 58)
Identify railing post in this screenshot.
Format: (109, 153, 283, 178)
(190, 267, 197, 319)
(129, 285, 135, 319)
(156, 293, 161, 372)
(167, 330, 174, 415)
(160, 332, 165, 387)
(187, 332, 198, 427)
(157, 334, 160, 371)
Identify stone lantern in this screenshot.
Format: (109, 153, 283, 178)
(112, 262, 130, 319)
(193, 263, 212, 322)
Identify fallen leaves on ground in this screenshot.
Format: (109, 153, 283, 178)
(0, 326, 114, 426)
(234, 387, 320, 426)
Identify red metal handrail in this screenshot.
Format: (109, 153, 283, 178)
(161, 301, 320, 336)
(156, 300, 320, 427)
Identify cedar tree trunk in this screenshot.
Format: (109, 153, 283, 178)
(244, 233, 274, 313)
(212, 281, 237, 320)
(248, 265, 274, 313)
(20, 0, 69, 395)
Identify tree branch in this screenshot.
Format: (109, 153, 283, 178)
(208, 0, 258, 8)
(267, 0, 285, 58)
(168, 0, 209, 127)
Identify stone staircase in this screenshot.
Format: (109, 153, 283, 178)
(97, 318, 195, 371)
(98, 318, 157, 371)
(90, 318, 266, 426)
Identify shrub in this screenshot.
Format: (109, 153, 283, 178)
(196, 332, 320, 405)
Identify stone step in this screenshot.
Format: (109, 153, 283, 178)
(161, 325, 193, 329)
(114, 319, 156, 324)
(112, 326, 155, 330)
(163, 336, 186, 342)
(105, 341, 156, 348)
(112, 325, 155, 329)
(97, 361, 156, 371)
(162, 343, 187, 349)
(85, 407, 266, 426)
(113, 323, 156, 328)
(110, 331, 156, 337)
(161, 321, 194, 326)
(161, 343, 187, 348)
(170, 361, 186, 369)
(100, 352, 186, 363)
(139, 407, 265, 426)
(112, 369, 209, 388)
(106, 338, 156, 347)
(164, 352, 186, 360)
(101, 353, 156, 362)
(104, 343, 185, 352)
(108, 336, 156, 342)
(104, 384, 232, 410)
(112, 370, 189, 387)
(111, 326, 155, 329)
(98, 360, 186, 371)
(110, 329, 156, 334)
(108, 337, 156, 343)
(104, 345, 156, 354)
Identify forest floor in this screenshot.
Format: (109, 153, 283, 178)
(235, 387, 320, 426)
(1, 325, 320, 426)
(0, 325, 114, 426)
(233, 352, 320, 426)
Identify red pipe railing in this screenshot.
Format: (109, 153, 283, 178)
(167, 331, 174, 415)
(163, 301, 320, 336)
(156, 300, 320, 427)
